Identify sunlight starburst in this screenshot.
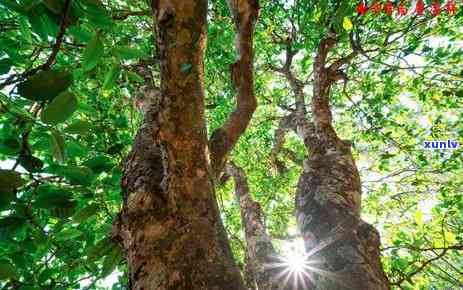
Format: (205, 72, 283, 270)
(264, 236, 348, 289)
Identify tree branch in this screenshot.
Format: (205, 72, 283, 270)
(311, 34, 337, 128)
(226, 162, 283, 290)
(209, 0, 259, 176)
(267, 40, 314, 142)
(269, 114, 296, 173)
(43, 0, 72, 70)
(390, 249, 449, 287)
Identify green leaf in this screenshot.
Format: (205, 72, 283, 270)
(0, 59, 12, 75)
(414, 210, 423, 227)
(127, 71, 144, 83)
(81, 0, 112, 29)
(68, 25, 93, 43)
(0, 0, 25, 13)
(0, 261, 19, 280)
(43, 0, 64, 14)
(102, 64, 121, 90)
(35, 184, 73, 208)
(83, 155, 115, 174)
(17, 70, 73, 101)
(72, 204, 99, 223)
(37, 268, 53, 284)
(66, 140, 88, 158)
(19, 17, 32, 43)
(113, 46, 145, 60)
(60, 166, 95, 186)
(64, 120, 93, 135)
(0, 190, 15, 211)
(86, 237, 114, 262)
(35, 185, 76, 218)
(50, 129, 66, 164)
(0, 137, 21, 155)
(26, 4, 59, 42)
(41, 92, 78, 125)
(82, 33, 104, 71)
(0, 216, 26, 241)
(55, 228, 82, 241)
(101, 245, 122, 277)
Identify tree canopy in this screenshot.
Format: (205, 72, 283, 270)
(0, 0, 462, 289)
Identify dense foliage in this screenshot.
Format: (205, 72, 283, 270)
(0, 0, 462, 289)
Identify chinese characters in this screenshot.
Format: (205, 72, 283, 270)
(357, 1, 458, 16)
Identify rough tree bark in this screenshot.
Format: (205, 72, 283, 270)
(112, 0, 259, 289)
(272, 33, 390, 289)
(298, 36, 389, 290)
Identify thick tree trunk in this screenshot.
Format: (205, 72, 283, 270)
(112, 0, 260, 289)
(294, 37, 390, 290)
(270, 33, 390, 289)
(112, 1, 246, 289)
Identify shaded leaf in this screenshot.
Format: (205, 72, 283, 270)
(113, 46, 145, 60)
(81, 0, 112, 29)
(55, 228, 82, 241)
(64, 120, 93, 135)
(86, 237, 114, 262)
(0, 261, 19, 280)
(60, 166, 94, 186)
(26, 4, 59, 42)
(0, 137, 21, 155)
(101, 244, 122, 277)
(41, 92, 78, 125)
(83, 155, 114, 174)
(17, 70, 73, 101)
(127, 71, 144, 83)
(35, 184, 73, 208)
(0, 0, 24, 13)
(0, 59, 12, 75)
(43, 0, 64, 14)
(50, 129, 66, 164)
(102, 64, 121, 90)
(82, 33, 104, 71)
(72, 204, 99, 223)
(0, 170, 24, 194)
(37, 268, 53, 284)
(0, 216, 26, 241)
